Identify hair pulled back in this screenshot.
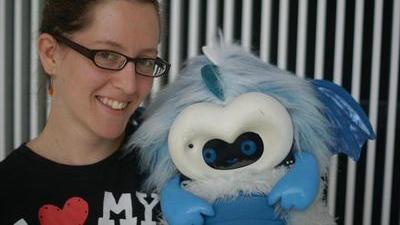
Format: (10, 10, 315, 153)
(40, 0, 160, 36)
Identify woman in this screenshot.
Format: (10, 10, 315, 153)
(0, 0, 169, 224)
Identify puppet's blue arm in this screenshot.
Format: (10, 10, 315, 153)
(268, 152, 320, 210)
(312, 80, 375, 161)
(160, 176, 215, 225)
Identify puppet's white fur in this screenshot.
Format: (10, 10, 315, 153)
(125, 43, 336, 224)
(183, 167, 287, 202)
(283, 186, 337, 225)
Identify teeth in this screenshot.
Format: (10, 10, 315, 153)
(98, 97, 128, 110)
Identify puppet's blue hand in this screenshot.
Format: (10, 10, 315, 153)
(161, 176, 215, 225)
(268, 152, 320, 210)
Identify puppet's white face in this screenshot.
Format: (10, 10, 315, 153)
(168, 92, 294, 181)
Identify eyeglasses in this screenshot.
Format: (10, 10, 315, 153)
(53, 34, 170, 77)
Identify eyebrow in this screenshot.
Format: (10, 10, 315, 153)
(93, 40, 126, 51)
(92, 40, 158, 56)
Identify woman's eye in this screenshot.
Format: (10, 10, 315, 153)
(98, 52, 121, 62)
(138, 59, 155, 68)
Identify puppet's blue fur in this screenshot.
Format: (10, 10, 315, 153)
(125, 44, 333, 192)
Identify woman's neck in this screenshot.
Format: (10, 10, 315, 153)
(27, 117, 124, 166)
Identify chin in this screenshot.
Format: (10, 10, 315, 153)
(94, 124, 127, 141)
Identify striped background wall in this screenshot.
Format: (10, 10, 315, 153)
(0, 0, 399, 225)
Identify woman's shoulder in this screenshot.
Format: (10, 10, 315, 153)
(0, 144, 31, 188)
(0, 144, 28, 171)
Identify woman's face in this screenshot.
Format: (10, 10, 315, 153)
(50, 1, 159, 140)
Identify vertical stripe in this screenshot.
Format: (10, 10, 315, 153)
(260, 0, 272, 62)
(241, 0, 253, 51)
(277, 0, 289, 69)
(206, 0, 218, 45)
(353, 0, 373, 225)
(380, 0, 400, 224)
(329, 0, 346, 218)
(314, 0, 326, 79)
(364, 0, 384, 224)
(295, 0, 308, 77)
(168, 0, 183, 82)
(346, 0, 365, 225)
(30, 0, 45, 139)
(1, 0, 14, 157)
(13, 0, 30, 148)
(223, 0, 235, 43)
(151, 0, 168, 97)
(0, 0, 7, 160)
(188, 0, 201, 57)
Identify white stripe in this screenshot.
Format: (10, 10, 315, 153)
(352, 0, 370, 223)
(328, 155, 338, 216)
(346, 0, 365, 225)
(0, 0, 7, 160)
(241, 0, 253, 51)
(223, 0, 235, 43)
(332, 0, 345, 85)
(364, 0, 384, 224)
(260, 0, 272, 62)
(314, 0, 326, 79)
(151, 0, 168, 97)
(351, 0, 364, 102)
(30, 0, 45, 139)
(151, 46, 163, 97)
(277, 0, 289, 69)
(330, 0, 346, 218)
(188, 0, 201, 58)
(14, 0, 30, 148)
(168, 0, 183, 82)
(380, 0, 400, 224)
(345, 154, 357, 225)
(295, 0, 308, 77)
(206, 0, 218, 45)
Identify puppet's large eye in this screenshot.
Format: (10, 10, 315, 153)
(202, 132, 264, 170)
(168, 92, 294, 181)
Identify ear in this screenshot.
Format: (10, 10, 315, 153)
(38, 33, 59, 76)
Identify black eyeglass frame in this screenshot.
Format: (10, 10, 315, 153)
(53, 34, 170, 78)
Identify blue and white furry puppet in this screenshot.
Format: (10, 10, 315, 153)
(125, 43, 375, 225)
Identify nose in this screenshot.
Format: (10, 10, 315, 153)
(112, 62, 137, 95)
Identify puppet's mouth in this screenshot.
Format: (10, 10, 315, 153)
(202, 132, 264, 170)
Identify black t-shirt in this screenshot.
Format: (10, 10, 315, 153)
(0, 145, 160, 225)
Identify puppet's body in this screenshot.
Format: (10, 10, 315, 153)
(126, 44, 375, 225)
(182, 169, 287, 225)
(205, 195, 283, 225)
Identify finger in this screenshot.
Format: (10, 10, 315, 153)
(199, 205, 215, 217)
(280, 196, 294, 210)
(268, 190, 281, 205)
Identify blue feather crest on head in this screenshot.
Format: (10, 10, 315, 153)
(125, 43, 371, 192)
(201, 64, 225, 101)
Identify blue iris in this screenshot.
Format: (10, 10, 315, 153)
(240, 140, 257, 156)
(203, 148, 217, 164)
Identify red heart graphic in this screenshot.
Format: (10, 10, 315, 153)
(39, 197, 89, 225)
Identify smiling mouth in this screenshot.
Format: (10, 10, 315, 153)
(226, 158, 238, 164)
(97, 96, 129, 110)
